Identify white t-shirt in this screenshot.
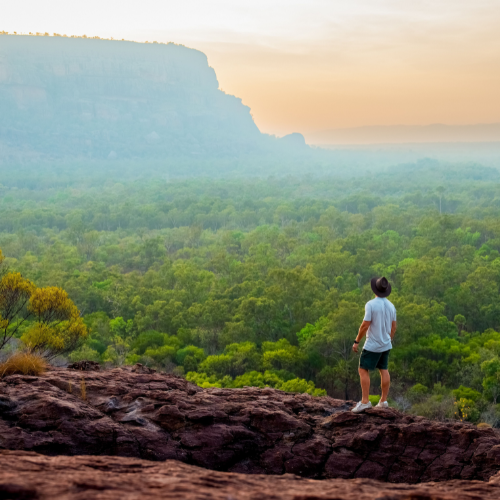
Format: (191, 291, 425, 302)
(363, 297, 396, 353)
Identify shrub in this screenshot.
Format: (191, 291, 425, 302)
(231, 370, 284, 389)
(452, 385, 482, 402)
(0, 352, 47, 377)
(144, 345, 176, 364)
(68, 345, 100, 363)
(279, 377, 326, 396)
(101, 335, 131, 366)
(477, 422, 492, 429)
(411, 394, 455, 421)
(480, 404, 500, 427)
(131, 330, 166, 354)
(454, 397, 480, 423)
(176, 345, 206, 368)
(223, 342, 261, 376)
(125, 353, 142, 365)
(407, 383, 428, 403)
(199, 353, 232, 377)
(182, 355, 198, 372)
(186, 371, 223, 388)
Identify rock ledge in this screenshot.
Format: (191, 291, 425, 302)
(2, 451, 500, 500)
(1, 366, 499, 483)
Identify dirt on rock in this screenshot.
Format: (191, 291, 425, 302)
(2, 450, 500, 500)
(67, 360, 101, 371)
(0, 366, 499, 484)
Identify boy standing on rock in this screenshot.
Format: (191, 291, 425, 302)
(351, 277, 397, 413)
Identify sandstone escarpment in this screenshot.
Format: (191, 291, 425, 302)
(2, 450, 500, 500)
(0, 35, 266, 159)
(1, 366, 499, 484)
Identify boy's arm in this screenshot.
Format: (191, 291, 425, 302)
(353, 321, 370, 353)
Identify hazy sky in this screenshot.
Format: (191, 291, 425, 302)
(3, 0, 500, 138)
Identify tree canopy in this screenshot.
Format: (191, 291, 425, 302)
(2, 160, 500, 423)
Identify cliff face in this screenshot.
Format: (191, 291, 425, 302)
(0, 35, 268, 159)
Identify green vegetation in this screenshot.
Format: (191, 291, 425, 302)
(2, 160, 500, 424)
(0, 31, 165, 43)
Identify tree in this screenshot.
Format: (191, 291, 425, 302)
(0, 251, 36, 350)
(0, 249, 88, 358)
(454, 314, 466, 336)
(481, 357, 500, 403)
(436, 186, 446, 214)
(102, 335, 130, 366)
(200, 342, 260, 378)
(20, 287, 88, 359)
(262, 339, 305, 373)
(176, 345, 206, 371)
(302, 301, 362, 399)
(77, 231, 101, 261)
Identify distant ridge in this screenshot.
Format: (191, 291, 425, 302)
(308, 123, 500, 145)
(0, 34, 309, 162)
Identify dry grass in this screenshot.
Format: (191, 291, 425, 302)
(477, 422, 492, 429)
(0, 352, 47, 377)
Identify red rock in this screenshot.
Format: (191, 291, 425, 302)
(0, 366, 499, 484)
(152, 405, 186, 431)
(325, 448, 365, 478)
(2, 451, 500, 499)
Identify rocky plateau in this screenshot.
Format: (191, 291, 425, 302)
(1, 365, 500, 498)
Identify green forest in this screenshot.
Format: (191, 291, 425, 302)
(2, 159, 500, 425)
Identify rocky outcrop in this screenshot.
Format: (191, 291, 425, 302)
(2, 450, 500, 500)
(0, 366, 500, 483)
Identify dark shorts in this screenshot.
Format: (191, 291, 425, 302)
(359, 349, 391, 371)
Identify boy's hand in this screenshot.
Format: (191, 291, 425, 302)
(352, 342, 359, 353)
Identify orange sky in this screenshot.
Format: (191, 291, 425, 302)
(4, 0, 500, 139)
(198, 38, 500, 138)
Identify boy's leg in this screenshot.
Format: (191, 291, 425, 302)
(358, 367, 370, 404)
(379, 369, 390, 402)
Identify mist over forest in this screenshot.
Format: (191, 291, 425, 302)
(2, 33, 500, 425)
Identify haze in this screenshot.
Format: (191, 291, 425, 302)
(3, 0, 500, 141)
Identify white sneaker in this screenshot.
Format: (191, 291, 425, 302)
(376, 400, 389, 408)
(351, 401, 372, 413)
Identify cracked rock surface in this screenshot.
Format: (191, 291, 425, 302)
(2, 450, 500, 500)
(0, 366, 500, 483)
